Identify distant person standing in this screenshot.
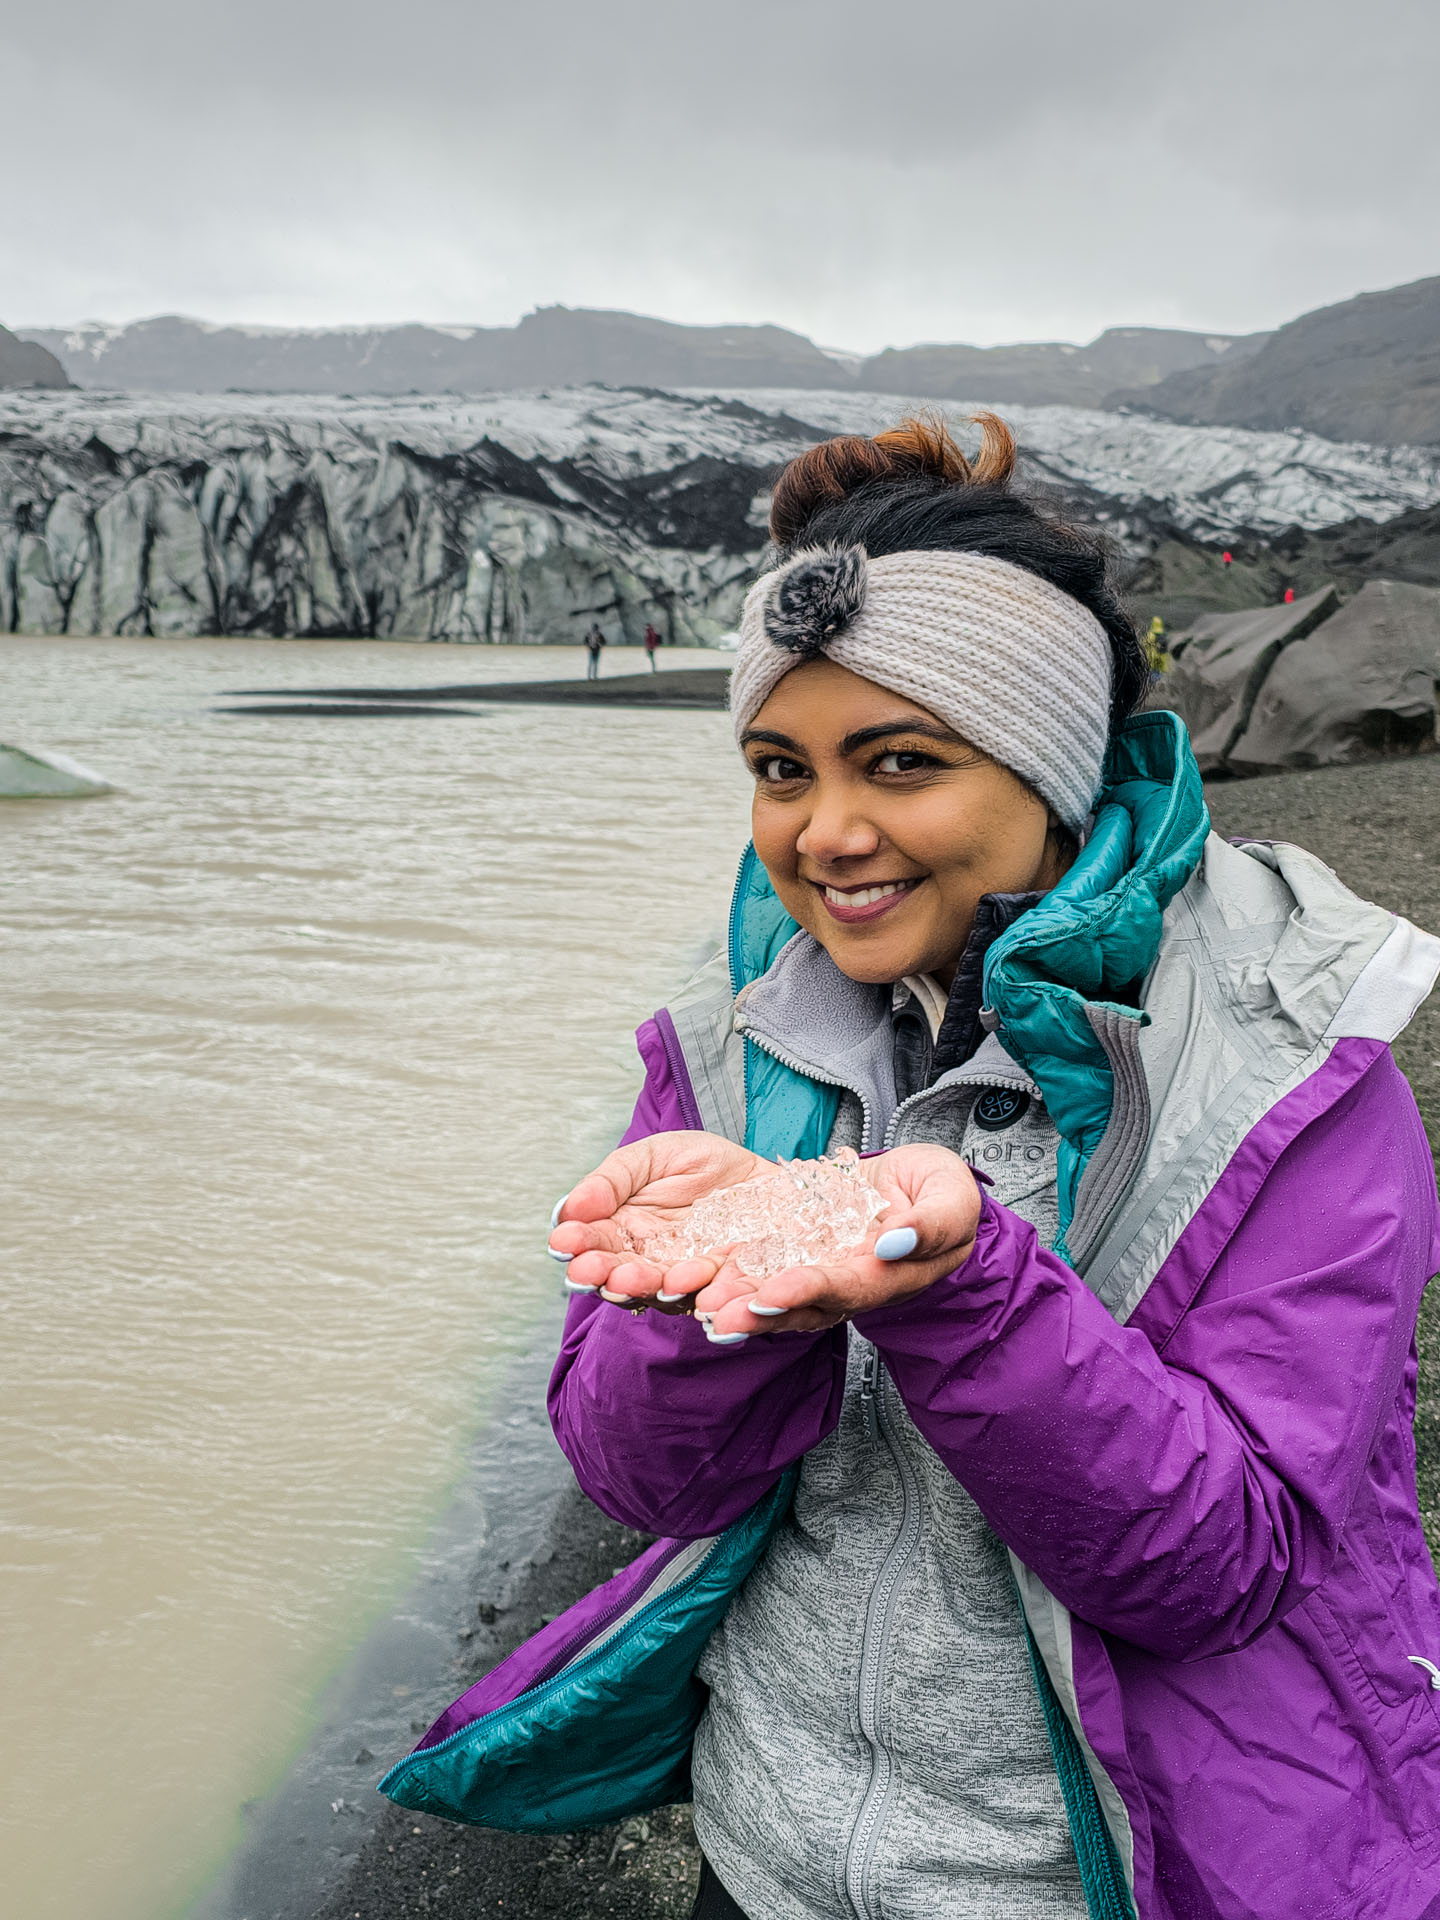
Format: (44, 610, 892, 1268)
(584, 622, 607, 680)
(1145, 613, 1171, 680)
(643, 622, 663, 672)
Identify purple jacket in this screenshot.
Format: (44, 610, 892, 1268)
(552, 1016, 1440, 1919)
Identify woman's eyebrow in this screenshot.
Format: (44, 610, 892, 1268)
(838, 719, 965, 755)
(738, 727, 803, 751)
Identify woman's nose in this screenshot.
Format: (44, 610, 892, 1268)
(796, 795, 881, 865)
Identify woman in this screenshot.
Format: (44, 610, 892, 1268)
(387, 418, 1440, 1919)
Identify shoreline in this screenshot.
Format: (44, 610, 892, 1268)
(192, 1326, 703, 1920)
(218, 667, 734, 715)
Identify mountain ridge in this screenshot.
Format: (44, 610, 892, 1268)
(12, 310, 1261, 411)
(1109, 276, 1440, 447)
(14, 271, 1440, 446)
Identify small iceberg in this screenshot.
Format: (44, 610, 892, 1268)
(0, 743, 113, 798)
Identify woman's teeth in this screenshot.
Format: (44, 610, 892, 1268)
(823, 881, 915, 907)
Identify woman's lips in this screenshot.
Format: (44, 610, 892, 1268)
(813, 877, 921, 925)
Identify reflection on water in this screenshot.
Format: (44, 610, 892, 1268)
(0, 638, 750, 1920)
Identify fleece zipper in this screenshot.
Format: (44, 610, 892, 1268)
(842, 1348, 924, 1920)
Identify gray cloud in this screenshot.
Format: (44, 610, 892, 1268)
(4, 0, 1437, 350)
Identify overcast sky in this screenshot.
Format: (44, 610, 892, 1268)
(5, 0, 1438, 352)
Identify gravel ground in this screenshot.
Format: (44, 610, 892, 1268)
(314, 754, 1440, 1920)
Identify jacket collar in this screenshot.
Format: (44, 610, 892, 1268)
(737, 893, 1046, 1144)
(983, 709, 1209, 1237)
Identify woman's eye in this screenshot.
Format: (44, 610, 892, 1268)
(875, 749, 937, 774)
(756, 756, 807, 783)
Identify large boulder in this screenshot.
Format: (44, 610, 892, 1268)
(1228, 580, 1440, 772)
(1155, 585, 1340, 772)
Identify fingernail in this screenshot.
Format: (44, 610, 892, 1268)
(550, 1194, 571, 1229)
(564, 1277, 598, 1294)
(548, 1245, 574, 1265)
(704, 1328, 750, 1346)
(747, 1301, 787, 1317)
(875, 1227, 919, 1262)
(598, 1287, 629, 1304)
(655, 1289, 685, 1303)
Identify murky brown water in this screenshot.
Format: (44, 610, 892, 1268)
(0, 638, 750, 1920)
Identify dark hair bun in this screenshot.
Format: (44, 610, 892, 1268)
(768, 413, 1015, 549)
(763, 410, 1150, 730)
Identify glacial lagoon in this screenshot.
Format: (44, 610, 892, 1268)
(0, 638, 751, 1920)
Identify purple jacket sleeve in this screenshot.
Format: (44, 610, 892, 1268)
(547, 1016, 848, 1538)
(855, 1041, 1440, 1661)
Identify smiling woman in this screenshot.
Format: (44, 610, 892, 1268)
(391, 416, 1440, 1920)
(740, 663, 1066, 985)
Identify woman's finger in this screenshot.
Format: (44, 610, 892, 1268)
(691, 1267, 763, 1318)
(863, 1149, 982, 1264)
(694, 1263, 840, 1335)
(653, 1256, 724, 1300)
(562, 1247, 634, 1291)
(595, 1256, 669, 1300)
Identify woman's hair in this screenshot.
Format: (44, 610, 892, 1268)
(767, 413, 1148, 731)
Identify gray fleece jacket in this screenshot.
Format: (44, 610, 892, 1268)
(691, 949, 1086, 1920)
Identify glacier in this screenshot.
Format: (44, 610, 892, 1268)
(2, 386, 1438, 643)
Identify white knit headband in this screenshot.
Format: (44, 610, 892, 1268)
(729, 546, 1113, 834)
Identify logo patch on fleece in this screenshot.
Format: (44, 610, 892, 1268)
(972, 1087, 1031, 1132)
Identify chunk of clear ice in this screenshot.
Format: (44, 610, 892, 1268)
(622, 1147, 889, 1281)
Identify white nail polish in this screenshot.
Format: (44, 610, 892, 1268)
(747, 1301, 787, 1316)
(875, 1226, 919, 1262)
(550, 1193, 571, 1229)
(598, 1287, 629, 1304)
(705, 1328, 750, 1346)
(548, 1246, 574, 1264)
(655, 1289, 685, 1303)
(564, 1277, 598, 1294)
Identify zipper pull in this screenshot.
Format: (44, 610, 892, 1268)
(859, 1345, 879, 1437)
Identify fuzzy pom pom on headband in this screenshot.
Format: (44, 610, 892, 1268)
(729, 545, 1113, 835)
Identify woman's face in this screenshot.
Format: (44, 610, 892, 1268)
(742, 658, 1070, 988)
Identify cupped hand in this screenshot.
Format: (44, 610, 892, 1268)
(692, 1144, 983, 1338)
(549, 1131, 766, 1304)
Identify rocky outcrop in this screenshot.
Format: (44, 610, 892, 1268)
(1228, 581, 1440, 771)
(3, 386, 1439, 644)
(0, 324, 70, 390)
(1113, 275, 1440, 448)
(1158, 586, 1341, 771)
(1155, 581, 1440, 775)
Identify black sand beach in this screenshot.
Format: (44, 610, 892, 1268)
(278, 754, 1440, 1920)
(224, 669, 734, 716)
